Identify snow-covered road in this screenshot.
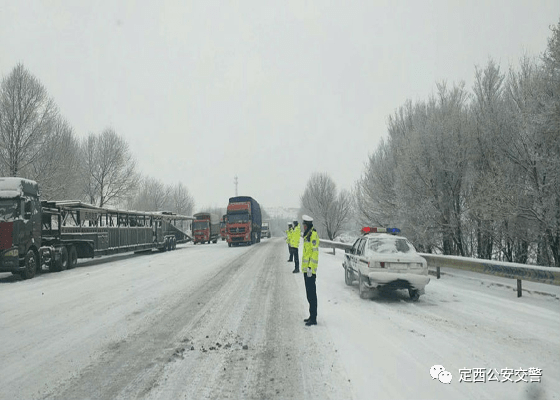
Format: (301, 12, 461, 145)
(0, 238, 558, 400)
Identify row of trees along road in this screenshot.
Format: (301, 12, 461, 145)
(355, 20, 560, 268)
(0, 64, 194, 215)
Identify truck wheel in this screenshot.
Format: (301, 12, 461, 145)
(58, 246, 69, 271)
(228, 243, 232, 247)
(67, 246, 78, 269)
(20, 250, 38, 280)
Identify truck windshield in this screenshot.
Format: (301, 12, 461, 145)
(227, 213, 249, 223)
(0, 199, 20, 222)
(193, 221, 209, 230)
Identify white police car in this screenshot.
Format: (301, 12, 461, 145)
(343, 227, 430, 301)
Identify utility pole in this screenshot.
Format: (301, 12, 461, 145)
(234, 175, 238, 196)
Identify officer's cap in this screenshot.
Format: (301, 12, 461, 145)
(302, 214, 313, 223)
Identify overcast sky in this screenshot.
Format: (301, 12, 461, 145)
(1, 1, 558, 210)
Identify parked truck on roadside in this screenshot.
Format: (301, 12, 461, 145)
(261, 221, 271, 238)
(192, 212, 220, 244)
(0, 177, 194, 280)
(226, 196, 261, 247)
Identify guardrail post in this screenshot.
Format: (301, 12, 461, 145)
(437, 266, 440, 279)
(517, 279, 522, 297)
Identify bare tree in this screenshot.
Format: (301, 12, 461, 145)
(0, 64, 57, 176)
(80, 128, 138, 207)
(300, 172, 352, 240)
(132, 176, 170, 211)
(167, 182, 195, 216)
(25, 116, 81, 200)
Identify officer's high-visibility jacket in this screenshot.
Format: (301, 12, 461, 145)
(290, 225, 301, 248)
(286, 228, 293, 244)
(302, 228, 319, 274)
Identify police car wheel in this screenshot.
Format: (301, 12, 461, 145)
(358, 272, 369, 299)
(344, 266, 353, 286)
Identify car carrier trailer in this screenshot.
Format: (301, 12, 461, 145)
(0, 177, 194, 280)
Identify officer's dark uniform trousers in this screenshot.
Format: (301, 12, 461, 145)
(304, 273, 317, 320)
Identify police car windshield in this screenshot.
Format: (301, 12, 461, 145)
(366, 237, 415, 254)
(0, 199, 20, 221)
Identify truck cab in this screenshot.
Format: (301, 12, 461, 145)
(0, 178, 42, 279)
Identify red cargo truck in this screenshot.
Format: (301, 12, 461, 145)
(226, 196, 261, 247)
(192, 212, 220, 244)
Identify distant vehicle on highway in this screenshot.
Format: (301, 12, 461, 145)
(192, 212, 220, 244)
(342, 227, 430, 301)
(261, 221, 271, 238)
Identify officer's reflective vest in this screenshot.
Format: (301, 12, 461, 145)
(290, 225, 301, 248)
(286, 228, 292, 244)
(302, 228, 319, 274)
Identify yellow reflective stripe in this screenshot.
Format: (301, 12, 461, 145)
(302, 258, 309, 263)
(310, 259, 318, 264)
(312, 247, 318, 251)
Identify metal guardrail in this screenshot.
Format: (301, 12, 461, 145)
(320, 238, 560, 297)
(320, 239, 352, 252)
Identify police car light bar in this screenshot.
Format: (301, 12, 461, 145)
(361, 227, 400, 235)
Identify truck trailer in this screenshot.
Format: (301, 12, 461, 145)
(0, 177, 194, 280)
(226, 196, 261, 247)
(192, 212, 220, 244)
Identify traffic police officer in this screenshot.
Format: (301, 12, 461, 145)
(291, 220, 301, 273)
(301, 215, 319, 326)
(286, 222, 293, 262)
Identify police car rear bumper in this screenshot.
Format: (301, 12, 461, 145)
(365, 271, 430, 291)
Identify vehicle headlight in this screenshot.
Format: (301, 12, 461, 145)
(4, 249, 18, 257)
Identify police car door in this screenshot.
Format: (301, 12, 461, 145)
(355, 238, 368, 273)
(350, 238, 364, 274)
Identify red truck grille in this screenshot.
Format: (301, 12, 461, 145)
(229, 227, 245, 234)
(0, 222, 14, 250)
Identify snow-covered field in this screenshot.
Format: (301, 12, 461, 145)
(0, 238, 558, 400)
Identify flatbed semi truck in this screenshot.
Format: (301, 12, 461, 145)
(0, 177, 194, 280)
